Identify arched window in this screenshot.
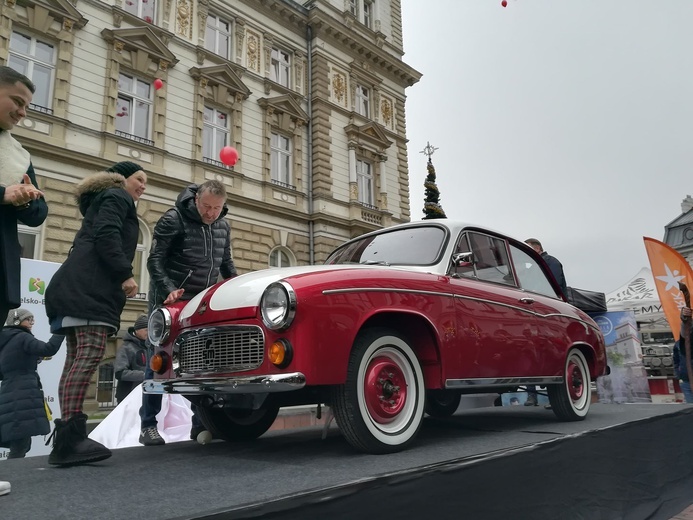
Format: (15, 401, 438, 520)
(131, 220, 151, 298)
(269, 247, 294, 268)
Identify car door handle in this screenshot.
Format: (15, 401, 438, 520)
(519, 297, 535, 304)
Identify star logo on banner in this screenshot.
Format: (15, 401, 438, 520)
(655, 263, 685, 292)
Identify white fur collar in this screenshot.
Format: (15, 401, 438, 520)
(0, 130, 31, 187)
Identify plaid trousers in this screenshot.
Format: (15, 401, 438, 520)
(59, 326, 109, 421)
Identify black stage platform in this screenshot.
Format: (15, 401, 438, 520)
(2, 404, 693, 520)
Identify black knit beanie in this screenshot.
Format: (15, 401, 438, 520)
(133, 314, 149, 331)
(107, 161, 143, 179)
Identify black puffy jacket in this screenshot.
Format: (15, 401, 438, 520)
(0, 326, 64, 445)
(147, 184, 236, 307)
(45, 173, 140, 330)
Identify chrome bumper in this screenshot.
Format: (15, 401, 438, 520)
(142, 372, 306, 395)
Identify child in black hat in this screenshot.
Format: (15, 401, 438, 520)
(0, 309, 64, 458)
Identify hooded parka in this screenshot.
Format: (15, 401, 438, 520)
(45, 172, 139, 331)
(0, 326, 64, 445)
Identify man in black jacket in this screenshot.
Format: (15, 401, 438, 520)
(524, 238, 568, 407)
(139, 180, 237, 445)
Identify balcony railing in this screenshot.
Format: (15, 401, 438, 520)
(271, 178, 296, 191)
(203, 157, 232, 169)
(29, 103, 53, 115)
(115, 130, 154, 147)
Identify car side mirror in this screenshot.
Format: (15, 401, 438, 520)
(452, 251, 474, 267)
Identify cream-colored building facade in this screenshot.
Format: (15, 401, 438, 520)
(3, 0, 420, 409)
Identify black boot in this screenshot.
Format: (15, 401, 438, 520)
(47, 414, 111, 466)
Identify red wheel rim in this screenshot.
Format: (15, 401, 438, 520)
(567, 359, 585, 401)
(363, 355, 408, 424)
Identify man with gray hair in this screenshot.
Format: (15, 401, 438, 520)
(139, 180, 237, 445)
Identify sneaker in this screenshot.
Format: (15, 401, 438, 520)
(139, 427, 165, 446)
(0, 481, 9, 496)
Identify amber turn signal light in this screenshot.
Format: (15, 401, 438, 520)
(269, 339, 293, 369)
(150, 352, 169, 374)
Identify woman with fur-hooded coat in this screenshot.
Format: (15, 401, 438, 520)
(44, 161, 147, 466)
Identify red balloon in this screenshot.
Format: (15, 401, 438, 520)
(501, 0, 507, 6)
(219, 146, 239, 166)
(153, 78, 164, 91)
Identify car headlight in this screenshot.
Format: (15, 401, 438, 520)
(260, 281, 296, 330)
(148, 308, 171, 346)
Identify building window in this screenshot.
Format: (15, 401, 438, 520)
(205, 15, 231, 60)
(355, 84, 370, 117)
(116, 73, 152, 141)
(271, 132, 292, 186)
(123, 0, 156, 24)
(363, 1, 373, 28)
(8, 31, 55, 110)
(356, 159, 374, 206)
(270, 48, 291, 88)
(349, 0, 358, 17)
(203, 106, 229, 162)
(269, 247, 293, 268)
(130, 221, 150, 299)
(97, 362, 116, 408)
(17, 224, 41, 259)
(348, 0, 375, 27)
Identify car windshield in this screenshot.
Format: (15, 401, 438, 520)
(326, 226, 447, 266)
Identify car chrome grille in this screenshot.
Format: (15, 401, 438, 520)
(177, 326, 264, 374)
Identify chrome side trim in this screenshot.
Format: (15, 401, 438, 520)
(142, 372, 306, 395)
(322, 287, 601, 331)
(446, 376, 563, 389)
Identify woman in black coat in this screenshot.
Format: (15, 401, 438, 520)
(44, 161, 147, 466)
(0, 309, 64, 458)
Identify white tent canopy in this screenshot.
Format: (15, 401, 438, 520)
(605, 267, 667, 329)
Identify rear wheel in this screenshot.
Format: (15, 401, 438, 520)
(331, 327, 425, 454)
(197, 402, 280, 441)
(425, 390, 461, 418)
(548, 349, 591, 421)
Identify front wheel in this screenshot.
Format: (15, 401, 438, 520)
(548, 349, 591, 421)
(197, 402, 280, 441)
(331, 327, 425, 454)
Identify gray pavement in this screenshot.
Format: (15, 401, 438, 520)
(1, 403, 689, 520)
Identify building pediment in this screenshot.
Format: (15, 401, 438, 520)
(102, 27, 178, 67)
(17, 0, 88, 29)
(190, 64, 251, 100)
(257, 95, 308, 124)
(345, 121, 391, 151)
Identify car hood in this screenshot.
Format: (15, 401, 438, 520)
(179, 264, 387, 321)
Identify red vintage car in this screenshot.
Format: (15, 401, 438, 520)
(144, 221, 607, 454)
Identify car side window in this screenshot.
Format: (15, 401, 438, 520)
(509, 244, 559, 298)
(467, 233, 515, 286)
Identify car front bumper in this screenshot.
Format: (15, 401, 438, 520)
(142, 372, 306, 395)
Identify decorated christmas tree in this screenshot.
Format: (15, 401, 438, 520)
(422, 157, 447, 220)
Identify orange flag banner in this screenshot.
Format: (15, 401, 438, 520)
(643, 237, 693, 340)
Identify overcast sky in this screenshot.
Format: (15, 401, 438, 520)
(401, 0, 692, 295)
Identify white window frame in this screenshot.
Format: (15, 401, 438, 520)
(270, 48, 291, 88)
(203, 106, 230, 163)
(17, 224, 41, 259)
(355, 84, 370, 117)
(349, 0, 358, 17)
(205, 14, 232, 60)
(270, 132, 292, 186)
(269, 247, 293, 268)
(116, 73, 153, 141)
(363, 1, 373, 29)
(8, 31, 56, 110)
(123, 0, 156, 24)
(356, 159, 374, 206)
(130, 219, 150, 299)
